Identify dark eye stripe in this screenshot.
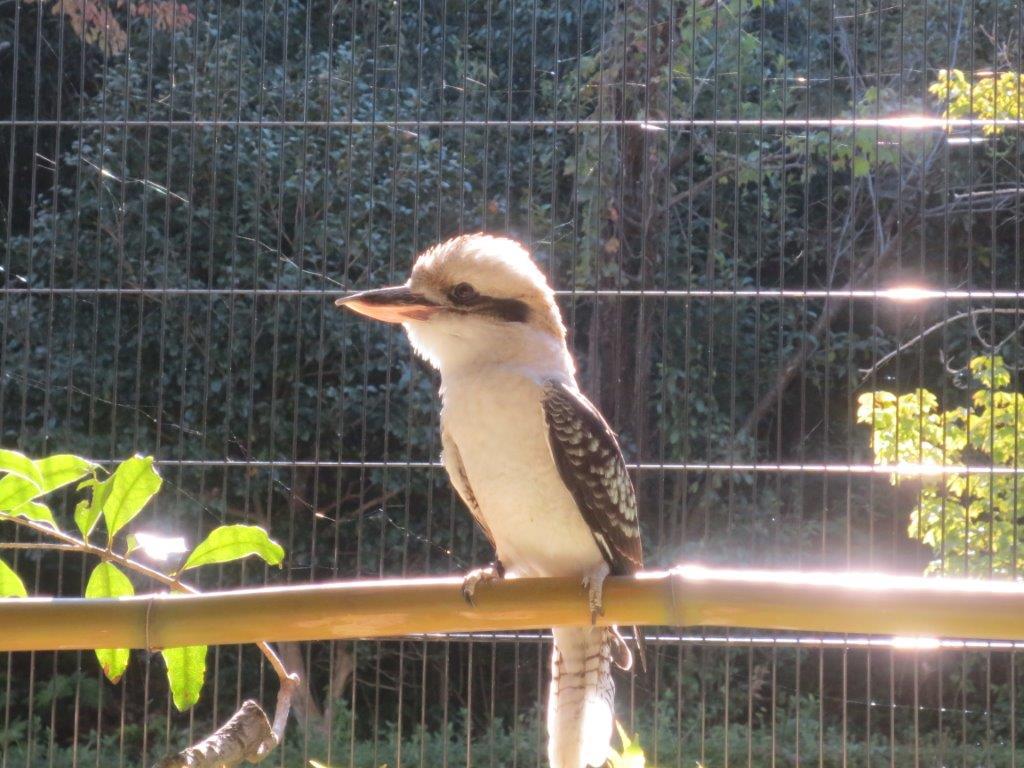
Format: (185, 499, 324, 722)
(446, 285, 530, 323)
(480, 297, 530, 323)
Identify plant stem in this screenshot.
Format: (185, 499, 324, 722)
(3, 514, 290, 683)
(1, 542, 80, 551)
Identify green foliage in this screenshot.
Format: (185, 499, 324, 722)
(930, 69, 1024, 135)
(0, 559, 28, 598)
(5, 0, 1020, 582)
(0, 477, 50, 521)
(160, 645, 208, 712)
(858, 356, 1024, 575)
(179, 524, 285, 572)
(0, 449, 46, 488)
(0, 449, 95, 529)
(84, 562, 135, 683)
(607, 722, 646, 768)
(99, 456, 163, 543)
(73, 484, 107, 540)
(2, 647, 1019, 768)
(2, 500, 58, 529)
(4, 0, 1024, 761)
(35, 455, 100, 493)
(0, 450, 285, 710)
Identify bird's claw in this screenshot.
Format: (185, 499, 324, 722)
(582, 563, 610, 624)
(461, 563, 504, 606)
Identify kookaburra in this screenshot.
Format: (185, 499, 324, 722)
(336, 233, 645, 768)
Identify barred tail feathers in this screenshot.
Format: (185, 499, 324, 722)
(547, 626, 616, 768)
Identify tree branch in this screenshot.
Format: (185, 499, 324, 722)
(858, 308, 1024, 384)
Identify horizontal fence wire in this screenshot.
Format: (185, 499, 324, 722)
(0, 457, 1016, 474)
(4, 117, 1024, 128)
(4, 287, 1024, 299)
(2, 0, 1024, 765)
(422, 632, 1024, 651)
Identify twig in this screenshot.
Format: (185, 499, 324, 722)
(0, 542, 80, 551)
(923, 188, 1024, 218)
(857, 309, 1024, 384)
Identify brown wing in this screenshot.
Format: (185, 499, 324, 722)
(541, 380, 643, 575)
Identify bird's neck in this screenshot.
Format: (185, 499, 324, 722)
(431, 325, 576, 386)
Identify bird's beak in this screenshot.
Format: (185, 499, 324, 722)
(334, 285, 439, 323)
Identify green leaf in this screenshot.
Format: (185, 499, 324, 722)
(161, 645, 207, 711)
(103, 456, 162, 542)
(75, 475, 113, 540)
(84, 563, 134, 683)
(607, 721, 647, 768)
(34, 454, 97, 493)
(74, 500, 95, 540)
(180, 524, 285, 572)
(93, 647, 131, 685)
(0, 475, 42, 513)
(0, 559, 27, 598)
(84, 562, 134, 598)
(5, 501, 57, 529)
(0, 448, 44, 489)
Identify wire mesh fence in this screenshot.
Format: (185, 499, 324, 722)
(2, 0, 1023, 764)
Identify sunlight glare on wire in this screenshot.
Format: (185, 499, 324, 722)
(891, 636, 942, 651)
(130, 532, 189, 562)
(883, 285, 938, 302)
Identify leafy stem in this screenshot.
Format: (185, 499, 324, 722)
(3, 513, 291, 682)
(1, 450, 296, 767)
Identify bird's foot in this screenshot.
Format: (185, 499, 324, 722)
(461, 561, 505, 606)
(582, 562, 611, 624)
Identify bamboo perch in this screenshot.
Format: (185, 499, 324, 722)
(5, 566, 1024, 652)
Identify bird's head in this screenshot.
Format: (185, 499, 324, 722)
(336, 234, 573, 375)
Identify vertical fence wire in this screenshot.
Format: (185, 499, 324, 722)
(2, 0, 1024, 766)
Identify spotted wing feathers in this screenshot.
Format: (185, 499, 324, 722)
(541, 380, 642, 575)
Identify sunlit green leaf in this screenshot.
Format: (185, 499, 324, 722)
(0, 475, 42, 513)
(4, 501, 57, 529)
(0, 559, 27, 598)
(0, 449, 44, 489)
(180, 524, 285, 572)
(161, 645, 207, 711)
(75, 474, 114, 540)
(103, 456, 162, 543)
(607, 721, 646, 768)
(73, 501, 94, 540)
(84, 563, 134, 683)
(34, 454, 97, 493)
(867, 354, 1024, 577)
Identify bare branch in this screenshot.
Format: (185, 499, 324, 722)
(858, 308, 1024, 384)
(150, 690, 300, 768)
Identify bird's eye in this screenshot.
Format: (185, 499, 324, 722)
(450, 282, 479, 304)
